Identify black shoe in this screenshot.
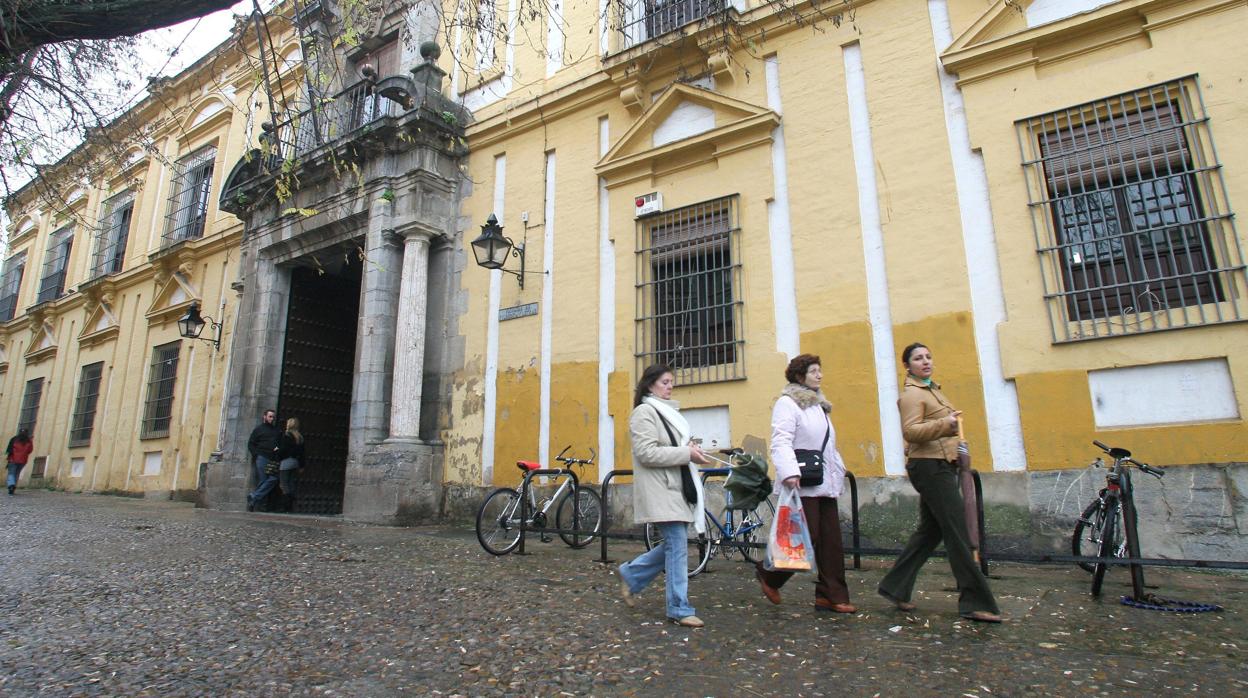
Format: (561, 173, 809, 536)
(246, 497, 255, 512)
(7, 485, 13, 495)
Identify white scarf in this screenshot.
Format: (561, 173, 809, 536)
(643, 395, 706, 534)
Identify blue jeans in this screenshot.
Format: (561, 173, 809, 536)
(618, 521, 696, 620)
(6, 462, 23, 488)
(254, 455, 271, 487)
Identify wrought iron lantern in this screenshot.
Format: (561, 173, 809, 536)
(177, 302, 222, 349)
(470, 214, 528, 288)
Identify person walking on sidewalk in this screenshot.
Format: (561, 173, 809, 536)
(754, 354, 856, 614)
(877, 342, 1003, 623)
(6, 429, 33, 495)
(617, 364, 711, 628)
(275, 418, 305, 513)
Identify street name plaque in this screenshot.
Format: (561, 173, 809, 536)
(499, 302, 538, 321)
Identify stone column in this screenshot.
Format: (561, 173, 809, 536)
(388, 230, 432, 441)
(349, 201, 402, 452)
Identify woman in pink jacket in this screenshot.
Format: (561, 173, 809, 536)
(754, 354, 856, 613)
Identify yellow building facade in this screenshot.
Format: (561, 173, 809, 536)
(0, 20, 302, 498)
(442, 0, 1247, 554)
(4, 0, 1243, 555)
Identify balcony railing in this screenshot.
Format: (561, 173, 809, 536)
(619, 0, 727, 49)
(268, 79, 403, 160)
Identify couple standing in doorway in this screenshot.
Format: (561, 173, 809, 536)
(246, 409, 305, 513)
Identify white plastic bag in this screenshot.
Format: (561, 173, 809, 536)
(764, 486, 815, 572)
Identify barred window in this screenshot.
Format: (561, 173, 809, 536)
(635, 195, 744, 385)
(92, 192, 133, 278)
(0, 252, 26, 322)
(163, 146, 216, 246)
(1018, 77, 1246, 342)
(36, 226, 74, 304)
(69, 362, 104, 447)
(619, 0, 725, 49)
(140, 342, 180, 439)
(18, 377, 44, 436)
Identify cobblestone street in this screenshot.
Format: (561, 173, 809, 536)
(1, 492, 1244, 696)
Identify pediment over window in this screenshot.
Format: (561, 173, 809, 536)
(596, 83, 779, 183)
(24, 319, 57, 364)
(939, 0, 1200, 79)
(79, 300, 120, 347)
(146, 272, 199, 325)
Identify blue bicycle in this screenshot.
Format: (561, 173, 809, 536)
(643, 451, 776, 577)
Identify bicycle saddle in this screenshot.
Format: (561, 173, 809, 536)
(515, 460, 543, 471)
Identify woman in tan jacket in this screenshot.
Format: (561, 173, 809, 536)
(617, 364, 711, 628)
(877, 342, 1003, 622)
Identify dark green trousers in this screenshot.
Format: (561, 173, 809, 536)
(878, 458, 999, 615)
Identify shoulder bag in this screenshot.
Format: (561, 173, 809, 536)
(793, 421, 831, 488)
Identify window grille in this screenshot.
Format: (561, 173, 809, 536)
(0, 253, 26, 322)
(69, 362, 104, 447)
(163, 146, 216, 246)
(18, 377, 44, 436)
(1018, 77, 1246, 342)
(141, 342, 180, 439)
(36, 226, 74, 304)
(92, 192, 133, 279)
(618, 0, 726, 49)
(635, 195, 744, 385)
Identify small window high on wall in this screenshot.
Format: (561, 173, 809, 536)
(92, 192, 134, 278)
(163, 146, 216, 246)
(1017, 77, 1247, 342)
(36, 226, 73, 304)
(635, 195, 744, 385)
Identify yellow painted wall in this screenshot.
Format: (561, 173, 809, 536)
(0, 25, 299, 496)
(444, 0, 1247, 489)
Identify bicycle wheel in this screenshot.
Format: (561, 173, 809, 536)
(643, 518, 714, 576)
(737, 496, 776, 564)
(1073, 495, 1126, 573)
(556, 487, 602, 548)
(1090, 498, 1119, 597)
(476, 487, 524, 555)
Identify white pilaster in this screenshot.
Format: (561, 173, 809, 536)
(539, 152, 555, 469)
(765, 55, 800, 360)
(928, 0, 1027, 471)
(843, 43, 906, 476)
(597, 117, 615, 481)
(482, 155, 506, 485)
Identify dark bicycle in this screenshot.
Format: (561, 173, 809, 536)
(1070, 440, 1164, 596)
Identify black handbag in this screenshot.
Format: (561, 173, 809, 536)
(651, 407, 698, 504)
(793, 422, 831, 488)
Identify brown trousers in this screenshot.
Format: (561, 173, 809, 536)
(757, 496, 850, 604)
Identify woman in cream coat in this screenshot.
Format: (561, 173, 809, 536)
(617, 364, 711, 628)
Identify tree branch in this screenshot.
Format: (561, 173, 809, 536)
(2, 0, 239, 60)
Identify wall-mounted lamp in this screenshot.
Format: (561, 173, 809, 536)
(470, 213, 532, 289)
(177, 302, 222, 349)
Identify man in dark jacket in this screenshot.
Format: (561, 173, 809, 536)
(246, 410, 280, 493)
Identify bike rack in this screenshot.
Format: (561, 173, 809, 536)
(516, 467, 578, 556)
(598, 469, 634, 564)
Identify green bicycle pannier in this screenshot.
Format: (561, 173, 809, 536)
(724, 453, 772, 511)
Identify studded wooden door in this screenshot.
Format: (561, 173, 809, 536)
(276, 263, 361, 514)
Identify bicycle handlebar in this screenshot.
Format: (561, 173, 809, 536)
(1092, 440, 1164, 477)
(555, 446, 596, 467)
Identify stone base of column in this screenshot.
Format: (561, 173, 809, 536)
(200, 451, 255, 512)
(342, 441, 445, 525)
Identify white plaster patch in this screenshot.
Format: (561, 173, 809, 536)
(765, 55, 799, 360)
(70, 457, 85, 478)
(653, 101, 715, 147)
(597, 117, 615, 482)
(143, 451, 163, 476)
(683, 406, 732, 452)
(1089, 358, 1240, 428)
(1026, 0, 1119, 27)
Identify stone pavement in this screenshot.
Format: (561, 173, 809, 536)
(1, 492, 1244, 696)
